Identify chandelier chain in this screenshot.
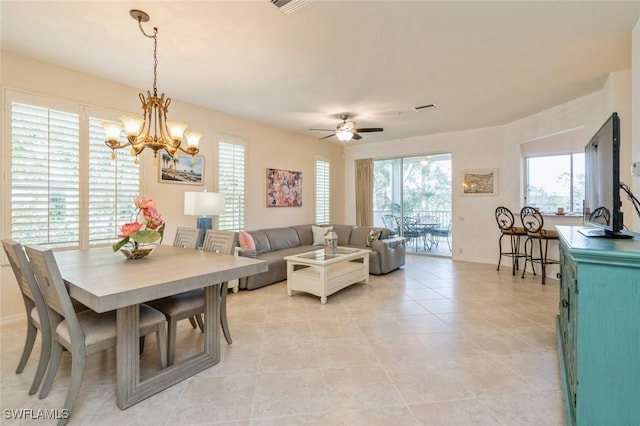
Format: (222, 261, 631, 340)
(137, 19, 159, 97)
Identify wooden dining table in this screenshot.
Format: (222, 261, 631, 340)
(54, 245, 267, 410)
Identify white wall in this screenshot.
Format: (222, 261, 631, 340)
(344, 70, 634, 271)
(0, 52, 345, 320)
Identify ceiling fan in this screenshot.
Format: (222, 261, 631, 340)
(310, 113, 383, 141)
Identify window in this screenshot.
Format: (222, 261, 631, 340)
(525, 153, 584, 214)
(218, 139, 245, 230)
(315, 158, 330, 224)
(87, 117, 141, 245)
(7, 91, 140, 249)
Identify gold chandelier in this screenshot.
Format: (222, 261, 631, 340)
(102, 9, 201, 164)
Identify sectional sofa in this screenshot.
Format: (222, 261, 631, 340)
(237, 224, 406, 290)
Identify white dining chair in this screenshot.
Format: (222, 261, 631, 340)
(2, 240, 52, 396)
(25, 245, 168, 425)
(147, 230, 238, 365)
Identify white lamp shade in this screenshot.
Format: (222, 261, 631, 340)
(120, 116, 144, 136)
(184, 191, 226, 216)
(102, 121, 123, 140)
(184, 131, 202, 149)
(167, 121, 189, 140)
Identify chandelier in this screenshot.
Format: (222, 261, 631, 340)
(102, 9, 201, 164)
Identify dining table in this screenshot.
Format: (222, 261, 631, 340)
(54, 245, 267, 410)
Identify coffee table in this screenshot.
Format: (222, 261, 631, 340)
(284, 247, 370, 304)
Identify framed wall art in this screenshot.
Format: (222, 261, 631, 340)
(462, 168, 498, 195)
(158, 152, 204, 185)
(266, 168, 302, 207)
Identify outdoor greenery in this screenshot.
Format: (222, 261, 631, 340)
(374, 155, 452, 216)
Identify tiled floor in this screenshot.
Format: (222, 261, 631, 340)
(1, 255, 564, 425)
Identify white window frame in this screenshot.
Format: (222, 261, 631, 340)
(315, 156, 330, 224)
(524, 152, 584, 214)
(3, 89, 142, 250)
(217, 136, 246, 231)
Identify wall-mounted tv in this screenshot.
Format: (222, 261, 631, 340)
(579, 112, 632, 239)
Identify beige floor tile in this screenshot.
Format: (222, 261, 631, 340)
(0, 255, 564, 425)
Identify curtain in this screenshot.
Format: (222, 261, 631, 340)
(355, 158, 374, 226)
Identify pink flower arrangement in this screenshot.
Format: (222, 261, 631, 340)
(112, 196, 166, 252)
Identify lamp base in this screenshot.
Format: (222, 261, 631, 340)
(196, 217, 212, 248)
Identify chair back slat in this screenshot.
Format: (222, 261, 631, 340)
(495, 207, 516, 231)
(520, 206, 544, 233)
(2, 240, 37, 301)
(24, 246, 79, 333)
(173, 227, 202, 249)
(202, 230, 238, 255)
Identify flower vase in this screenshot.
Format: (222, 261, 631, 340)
(120, 242, 157, 260)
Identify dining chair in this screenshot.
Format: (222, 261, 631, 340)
(495, 206, 527, 275)
(173, 227, 202, 329)
(381, 215, 400, 236)
(147, 230, 238, 366)
(173, 226, 202, 249)
(401, 216, 423, 250)
(519, 206, 559, 284)
(428, 219, 452, 251)
(2, 240, 52, 396)
(24, 245, 168, 424)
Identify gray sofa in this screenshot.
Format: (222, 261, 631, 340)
(238, 224, 406, 290)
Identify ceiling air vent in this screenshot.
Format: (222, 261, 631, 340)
(271, 0, 313, 15)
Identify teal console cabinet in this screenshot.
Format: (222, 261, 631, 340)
(555, 226, 640, 425)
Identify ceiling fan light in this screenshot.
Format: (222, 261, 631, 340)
(336, 130, 353, 142)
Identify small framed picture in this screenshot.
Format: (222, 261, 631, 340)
(462, 168, 498, 195)
(158, 153, 204, 185)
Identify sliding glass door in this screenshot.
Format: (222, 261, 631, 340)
(374, 154, 452, 256)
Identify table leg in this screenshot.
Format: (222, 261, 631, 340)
(116, 284, 220, 410)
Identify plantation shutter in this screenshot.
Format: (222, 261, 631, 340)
(315, 158, 330, 224)
(218, 141, 245, 230)
(10, 102, 81, 248)
(87, 117, 140, 245)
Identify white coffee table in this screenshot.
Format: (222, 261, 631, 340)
(284, 247, 370, 304)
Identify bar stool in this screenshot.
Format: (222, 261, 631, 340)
(495, 207, 527, 275)
(520, 206, 559, 285)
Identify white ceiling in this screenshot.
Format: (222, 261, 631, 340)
(3, 1, 640, 144)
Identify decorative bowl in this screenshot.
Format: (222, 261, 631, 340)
(120, 243, 156, 260)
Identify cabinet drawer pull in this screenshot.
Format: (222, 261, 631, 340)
(557, 272, 562, 279)
(561, 299, 569, 308)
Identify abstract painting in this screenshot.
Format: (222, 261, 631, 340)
(266, 168, 302, 207)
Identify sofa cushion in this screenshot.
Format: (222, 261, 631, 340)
(312, 225, 333, 245)
(350, 226, 391, 247)
(249, 230, 271, 255)
(264, 227, 301, 251)
(291, 224, 314, 246)
(366, 228, 383, 247)
(331, 224, 354, 247)
(238, 231, 256, 250)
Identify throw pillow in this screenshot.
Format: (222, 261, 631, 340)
(238, 231, 256, 250)
(312, 225, 333, 245)
(366, 228, 382, 247)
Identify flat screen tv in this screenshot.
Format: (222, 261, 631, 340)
(580, 112, 631, 238)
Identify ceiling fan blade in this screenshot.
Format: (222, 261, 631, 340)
(352, 133, 362, 140)
(319, 133, 336, 140)
(355, 127, 383, 133)
(309, 128, 335, 132)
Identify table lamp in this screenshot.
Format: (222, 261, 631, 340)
(184, 191, 226, 248)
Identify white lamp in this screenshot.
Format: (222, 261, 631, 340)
(184, 191, 226, 247)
